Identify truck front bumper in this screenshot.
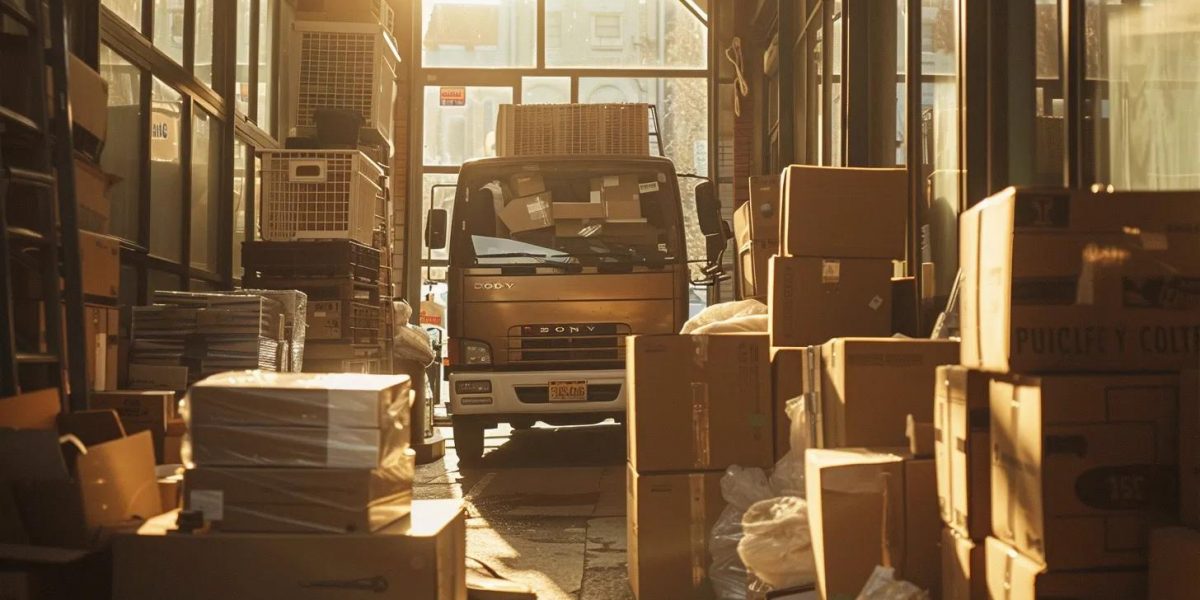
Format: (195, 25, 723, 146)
(448, 369, 626, 416)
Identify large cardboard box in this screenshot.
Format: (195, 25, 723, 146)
(89, 390, 174, 460)
(1182, 370, 1200, 525)
(960, 187, 1200, 372)
(65, 54, 108, 146)
(934, 365, 991, 540)
(818, 338, 959, 448)
(1149, 527, 1200, 600)
(188, 425, 405, 468)
(984, 537, 1146, 600)
(768, 255, 893, 348)
(627, 334, 772, 473)
(805, 449, 940, 600)
(75, 155, 115, 233)
(184, 457, 415, 533)
(83, 304, 118, 391)
(770, 347, 811, 460)
(509, 172, 545, 197)
(626, 466, 723, 600)
(553, 201, 605, 220)
(737, 239, 775, 300)
(80, 231, 120, 299)
(735, 176, 781, 246)
(779, 165, 907, 259)
(941, 528, 984, 600)
(113, 500, 467, 600)
(186, 371, 412, 429)
(498, 192, 554, 233)
(596, 175, 644, 220)
(75, 431, 162, 529)
(991, 373, 1184, 569)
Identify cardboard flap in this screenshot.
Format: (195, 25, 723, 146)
(0, 429, 71, 480)
(59, 409, 127, 446)
(0, 389, 61, 430)
(76, 431, 162, 529)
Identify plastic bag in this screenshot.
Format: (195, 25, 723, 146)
(393, 300, 414, 325)
(855, 566, 929, 600)
(681, 299, 767, 334)
(737, 496, 817, 591)
(394, 324, 436, 366)
(769, 451, 806, 498)
(692, 314, 769, 335)
(709, 466, 776, 599)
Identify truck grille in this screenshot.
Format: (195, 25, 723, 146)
(506, 323, 630, 364)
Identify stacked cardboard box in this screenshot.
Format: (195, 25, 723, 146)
(734, 176, 780, 300)
(181, 371, 415, 533)
(625, 333, 772, 599)
(945, 187, 1200, 598)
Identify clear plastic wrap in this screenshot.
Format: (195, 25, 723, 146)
(394, 324, 436, 366)
(681, 299, 768, 334)
(691, 314, 769, 334)
(182, 450, 415, 534)
(237, 289, 308, 372)
(737, 496, 817, 591)
(855, 566, 929, 600)
(393, 299, 413, 325)
(710, 466, 775, 600)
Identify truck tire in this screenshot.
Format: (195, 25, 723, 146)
(452, 417, 485, 465)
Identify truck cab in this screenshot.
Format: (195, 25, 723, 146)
(427, 154, 725, 463)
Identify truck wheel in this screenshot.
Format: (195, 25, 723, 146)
(452, 417, 485, 465)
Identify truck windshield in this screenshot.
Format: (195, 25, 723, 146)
(451, 162, 683, 267)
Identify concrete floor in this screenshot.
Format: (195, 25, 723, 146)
(415, 420, 633, 600)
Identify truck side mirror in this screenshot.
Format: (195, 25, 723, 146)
(426, 208, 448, 250)
(695, 181, 721, 236)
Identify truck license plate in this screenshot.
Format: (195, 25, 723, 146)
(548, 380, 588, 402)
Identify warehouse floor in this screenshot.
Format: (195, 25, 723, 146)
(416, 421, 633, 600)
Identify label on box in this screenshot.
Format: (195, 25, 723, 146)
(821, 260, 841, 284)
(869, 295, 884, 311)
(590, 190, 602, 203)
(603, 176, 619, 187)
(190, 490, 224, 521)
(639, 182, 660, 193)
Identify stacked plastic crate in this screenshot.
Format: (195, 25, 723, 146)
(245, 3, 401, 374)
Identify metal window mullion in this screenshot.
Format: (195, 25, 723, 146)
(821, 0, 832, 165)
(778, 0, 796, 166)
(1060, 0, 1085, 187)
(536, 0, 546, 69)
(905, 0, 921, 295)
(181, 98, 194, 287)
(248, 0, 260, 121)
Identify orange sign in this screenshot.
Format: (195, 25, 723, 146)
(439, 87, 466, 106)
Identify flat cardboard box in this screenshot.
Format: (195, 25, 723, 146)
(596, 174, 644, 220)
(627, 334, 773, 473)
(0, 388, 60, 430)
(187, 371, 412, 429)
(66, 53, 108, 145)
(89, 390, 173, 461)
(960, 186, 1200, 372)
(499, 192, 554, 233)
(805, 449, 940, 599)
(626, 466, 723, 600)
(779, 165, 907, 259)
(83, 304, 119, 391)
(188, 425, 404, 469)
(80, 230, 119, 299)
(768, 255, 893, 348)
(984, 537, 1147, 600)
(509, 172, 545, 197)
(127, 364, 189, 391)
(818, 338, 959, 448)
(934, 365, 991, 540)
(941, 528, 984, 600)
(737, 239, 775, 300)
(112, 500, 467, 600)
(1149, 527, 1200, 600)
(990, 373, 1183, 569)
(553, 201, 605, 220)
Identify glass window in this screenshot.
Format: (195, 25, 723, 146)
(521, 77, 570, 104)
(233, 141, 250, 278)
(99, 45, 143, 243)
(153, 0, 186, 64)
(421, 173, 458, 262)
(920, 0, 961, 301)
(1032, 0, 1063, 184)
(578, 77, 709, 175)
(257, 0, 276, 129)
(235, 0, 252, 114)
(150, 79, 183, 261)
(191, 108, 220, 272)
(254, 154, 263, 240)
(423, 86, 514, 166)
(896, 0, 908, 165)
(421, 0, 536, 68)
(831, 2, 843, 166)
(545, 0, 707, 69)
(195, 0, 215, 86)
(1088, 0, 1200, 189)
(103, 0, 142, 30)
(149, 269, 182, 294)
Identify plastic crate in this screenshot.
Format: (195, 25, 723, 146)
(306, 300, 380, 344)
(242, 240, 381, 282)
(288, 20, 400, 145)
(295, 0, 397, 35)
(259, 149, 382, 245)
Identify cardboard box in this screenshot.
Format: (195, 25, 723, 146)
(0, 388, 61, 430)
(80, 231, 119, 299)
(83, 304, 119, 392)
(75, 155, 115, 233)
(188, 425, 404, 468)
(113, 500, 468, 600)
(991, 373, 1183, 569)
(984, 537, 1147, 600)
(626, 466, 723, 600)
(934, 365, 991, 540)
(509, 172, 545, 197)
(733, 176, 781, 246)
(65, 54, 108, 146)
(627, 334, 773, 473)
(771, 347, 809, 460)
(1149, 527, 1200, 600)
(76, 431, 162, 529)
(818, 338, 959, 448)
(941, 528, 984, 600)
(89, 390, 173, 459)
(184, 458, 415, 533)
(128, 364, 189, 391)
(553, 201, 606, 220)
(554, 219, 599, 238)
(779, 165, 907, 259)
(187, 371, 412, 429)
(737, 240, 775, 300)
(499, 192, 554, 233)
(960, 187, 1200, 372)
(768, 255, 893, 348)
(596, 175, 644, 220)
(805, 449, 940, 599)
(1182, 370, 1200, 526)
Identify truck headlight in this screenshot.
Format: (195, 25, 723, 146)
(463, 340, 493, 365)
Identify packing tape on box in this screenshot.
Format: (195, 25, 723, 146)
(688, 473, 707, 589)
(691, 382, 711, 470)
(1002, 382, 1021, 546)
